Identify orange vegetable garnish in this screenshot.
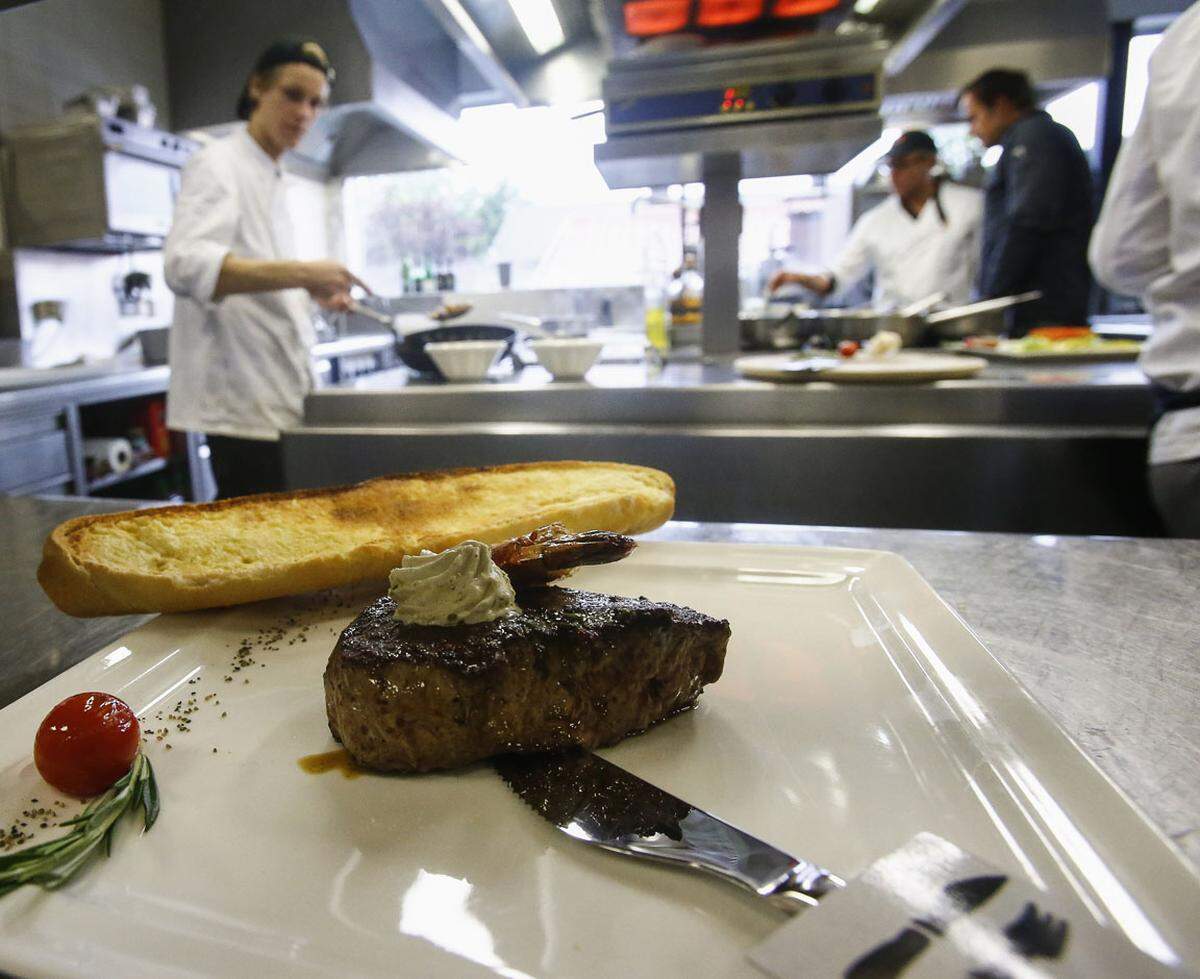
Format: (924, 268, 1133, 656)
(1028, 327, 1092, 341)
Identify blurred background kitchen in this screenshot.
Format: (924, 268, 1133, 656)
(0, 0, 1188, 533)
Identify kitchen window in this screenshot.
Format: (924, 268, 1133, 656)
(1121, 30, 1163, 137)
(342, 100, 655, 296)
(1046, 82, 1100, 158)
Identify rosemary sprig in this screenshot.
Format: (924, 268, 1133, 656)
(0, 751, 159, 898)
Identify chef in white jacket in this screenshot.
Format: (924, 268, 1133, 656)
(1090, 6, 1200, 537)
(770, 131, 983, 311)
(165, 38, 367, 498)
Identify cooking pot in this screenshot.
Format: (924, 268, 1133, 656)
(739, 291, 1042, 351)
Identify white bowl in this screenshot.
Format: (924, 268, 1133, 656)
(424, 340, 506, 382)
(530, 338, 604, 380)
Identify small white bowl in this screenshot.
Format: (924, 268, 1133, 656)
(424, 340, 506, 382)
(530, 338, 604, 380)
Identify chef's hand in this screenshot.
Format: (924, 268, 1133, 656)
(301, 261, 370, 311)
(769, 271, 834, 296)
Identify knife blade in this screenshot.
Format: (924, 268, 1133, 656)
(494, 749, 844, 913)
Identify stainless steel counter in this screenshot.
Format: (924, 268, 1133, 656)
(0, 334, 397, 498)
(0, 333, 395, 412)
(1, 495, 156, 711)
(305, 359, 1152, 427)
(288, 358, 1158, 536)
(5, 495, 1195, 868)
(0, 365, 171, 415)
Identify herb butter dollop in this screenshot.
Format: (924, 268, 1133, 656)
(388, 540, 520, 626)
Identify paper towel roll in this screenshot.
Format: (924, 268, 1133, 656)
(84, 437, 133, 476)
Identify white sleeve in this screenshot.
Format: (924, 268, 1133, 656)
(164, 151, 237, 304)
(1089, 101, 1171, 297)
(827, 210, 876, 294)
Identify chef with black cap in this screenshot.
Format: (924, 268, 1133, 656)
(769, 130, 982, 311)
(165, 37, 369, 498)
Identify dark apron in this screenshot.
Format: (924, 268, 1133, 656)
(1150, 383, 1200, 426)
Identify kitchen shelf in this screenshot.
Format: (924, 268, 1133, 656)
(87, 456, 167, 493)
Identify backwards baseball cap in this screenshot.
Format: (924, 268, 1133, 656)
(236, 37, 336, 120)
(886, 130, 938, 162)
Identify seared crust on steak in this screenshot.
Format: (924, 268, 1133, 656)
(324, 587, 730, 772)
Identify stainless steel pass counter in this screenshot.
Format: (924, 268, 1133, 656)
(287, 359, 1157, 536)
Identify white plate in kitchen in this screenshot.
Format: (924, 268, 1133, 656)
(735, 351, 987, 383)
(943, 342, 1142, 363)
(1, 543, 1197, 977)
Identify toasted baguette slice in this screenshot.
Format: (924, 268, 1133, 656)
(39, 461, 675, 617)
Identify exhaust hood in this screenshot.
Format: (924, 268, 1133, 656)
(161, 0, 602, 178)
(162, 0, 476, 178)
(596, 30, 889, 186)
(882, 0, 1113, 124)
(591, 0, 975, 187)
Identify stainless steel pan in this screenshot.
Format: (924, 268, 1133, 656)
(740, 291, 1042, 350)
(923, 291, 1043, 339)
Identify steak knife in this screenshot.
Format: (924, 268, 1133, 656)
(493, 749, 845, 913)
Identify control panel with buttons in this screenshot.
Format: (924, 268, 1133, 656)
(608, 71, 878, 134)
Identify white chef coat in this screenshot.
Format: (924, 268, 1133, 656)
(1090, 6, 1200, 466)
(829, 182, 983, 311)
(164, 127, 316, 441)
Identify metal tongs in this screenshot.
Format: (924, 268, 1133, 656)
(898, 291, 946, 318)
(347, 300, 397, 331)
(348, 300, 474, 334)
(924, 290, 1042, 325)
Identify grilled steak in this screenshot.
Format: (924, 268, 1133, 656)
(324, 586, 730, 772)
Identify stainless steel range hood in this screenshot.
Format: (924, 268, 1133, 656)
(290, 61, 473, 178)
(591, 0, 975, 187)
(594, 111, 884, 186)
(162, 0, 475, 178)
(595, 30, 890, 187)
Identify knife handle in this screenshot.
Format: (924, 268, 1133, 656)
(765, 861, 847, 914)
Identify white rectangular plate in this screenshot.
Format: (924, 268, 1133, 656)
(944, 342, 1142, 363)
(1, 543, 1197, 977)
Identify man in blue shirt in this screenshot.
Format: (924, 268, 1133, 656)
(960, 69, 1094, 336)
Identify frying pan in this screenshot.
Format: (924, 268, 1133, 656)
(347, 302, 518, 375)
(395, 325, 518, 374)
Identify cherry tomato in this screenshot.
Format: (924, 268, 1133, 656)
(837, 340, 860, 358)
(34, 693, 140, 798)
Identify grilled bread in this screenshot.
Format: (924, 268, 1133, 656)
(38, 462, 675, 617)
